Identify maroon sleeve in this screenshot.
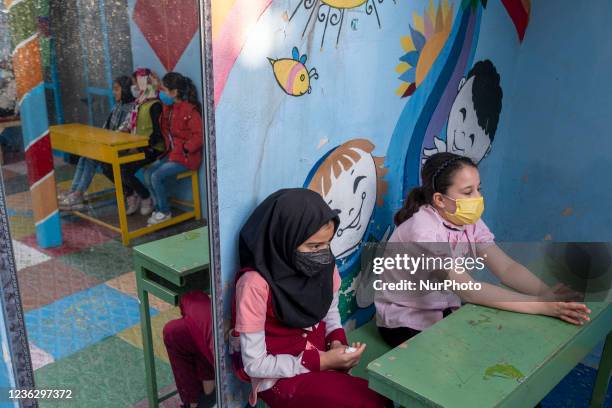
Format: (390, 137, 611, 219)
(300, 348, 321, 372)
(325, 328, 348, 349)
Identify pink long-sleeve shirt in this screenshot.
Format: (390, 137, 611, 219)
(375, 205, 495, 331)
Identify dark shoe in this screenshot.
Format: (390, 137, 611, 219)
(198, 391, 216, 408)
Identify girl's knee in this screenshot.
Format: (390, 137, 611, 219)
(150, 170, 164, 185)
(179, 291, 212, 318)
(163, 318, 188, 346)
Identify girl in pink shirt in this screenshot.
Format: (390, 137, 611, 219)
(375, 152, 591, 347)
(233, 189, 391, 408)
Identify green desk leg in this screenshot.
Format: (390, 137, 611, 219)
(136, 261, 159, 408)
(590, 332, 612, 408)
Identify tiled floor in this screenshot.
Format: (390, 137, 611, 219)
(35, 336, 174, 407)
(2, 157, 205, 407)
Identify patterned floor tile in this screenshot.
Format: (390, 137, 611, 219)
(11, 240, 51, 271)
(7, 214, 35, 240)
(3, 173, 29, 195)
(2, 160, 27, 175)
(29, 342, 54, 371)
(117, 307, 181, 363)
(106, 271, 174, 312)
(54, 164, 76, 183)
(542, 363, 612, 407)
(25, 284, 157, 360)
(53, 155, 68, 168)
(132, 384, 182, 408)
(57, 172, 115, 194)
(5, 190, 32, 212)
(18, 258, 101, 312)
(1, 168, 19, 180)
(35, 336, 174, 408)
(19, 219, 118, 258)
(59, 240, 134, 282)
(129, 218, 206, 247)
(582, 340, 605, 369)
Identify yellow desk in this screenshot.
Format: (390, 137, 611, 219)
(50, 123, 201, 245)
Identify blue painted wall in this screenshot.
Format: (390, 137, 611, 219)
(481, 0, 612, 242)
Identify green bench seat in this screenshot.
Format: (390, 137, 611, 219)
(348, 319, 392, 380)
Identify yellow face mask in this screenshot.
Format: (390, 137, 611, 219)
(443, 195, 484, 225)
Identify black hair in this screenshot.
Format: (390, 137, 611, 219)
(394, 152, 477, 226)
(465, 59, 502, 142)
(114, 75, 134, 104)
(162, 72, 201, 113)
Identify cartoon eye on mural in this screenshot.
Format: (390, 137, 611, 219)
(422, 59, 502, 164)
(269, 47, 319, 96)
(396, 0, 454, 98)
(304, 139, 387, 324)
(288, 0, 395, 49)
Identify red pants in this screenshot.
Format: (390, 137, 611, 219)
(259, 370, 392, 408)
(163, 291, 215, 405)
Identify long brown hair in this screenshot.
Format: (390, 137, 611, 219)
(394, 153, 477, 226)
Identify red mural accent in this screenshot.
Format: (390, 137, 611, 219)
(501, 0, 530, 42)
(25, 133, 54, 185)
(133, 0, 199, 71)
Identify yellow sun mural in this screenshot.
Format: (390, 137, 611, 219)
(289, 0, 395, 48)
(396, 0, 454, 98)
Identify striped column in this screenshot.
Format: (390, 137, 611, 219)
(6, 0, 62, 248)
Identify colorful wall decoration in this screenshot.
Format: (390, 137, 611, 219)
(5, 0, 62, 249)
(211, 0, 532, 405)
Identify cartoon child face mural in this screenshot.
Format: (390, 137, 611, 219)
(424, 59, 503, 164)
(306, 139, 387, 259)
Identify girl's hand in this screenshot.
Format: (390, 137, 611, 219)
(319, 342, 366, 371)
(540, 302, 591, 325)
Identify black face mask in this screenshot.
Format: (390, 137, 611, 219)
(294, 248, 335, 277)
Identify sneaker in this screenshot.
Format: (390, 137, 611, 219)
(125, 194, 141, 215)
(140, 197, 154, 216)
(58, 192, 84, 211)
(147, 211, 171, 226)
(57, 190, 70, 201)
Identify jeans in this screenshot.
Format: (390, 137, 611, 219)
(144, 158, 188, 213)
(121, 147, 160, 199)
(70, 157, 98, 193)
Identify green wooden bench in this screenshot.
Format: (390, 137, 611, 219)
(134, 227, 210, 408)
(367, 302, 612, 408)
(348, 319, 392, 380)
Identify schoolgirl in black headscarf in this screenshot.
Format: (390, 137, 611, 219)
(233, 188, 391, 408)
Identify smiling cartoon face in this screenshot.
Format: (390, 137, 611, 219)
(322, 148, 377, 259)
(446, 76, 492, 164)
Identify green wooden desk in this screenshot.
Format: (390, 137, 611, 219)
(367, 302, 612, 407)
(134, 227, 210, 408)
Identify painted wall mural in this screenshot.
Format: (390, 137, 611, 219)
(289, 0, 396, 48)
(132, 0, 199, 72)
(269, 47, 319, 96)
(396, 0, 454, 98)
(422, 59, 502, 164)
(304, 138, 387, 324)
(211, 0, 531, 405)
